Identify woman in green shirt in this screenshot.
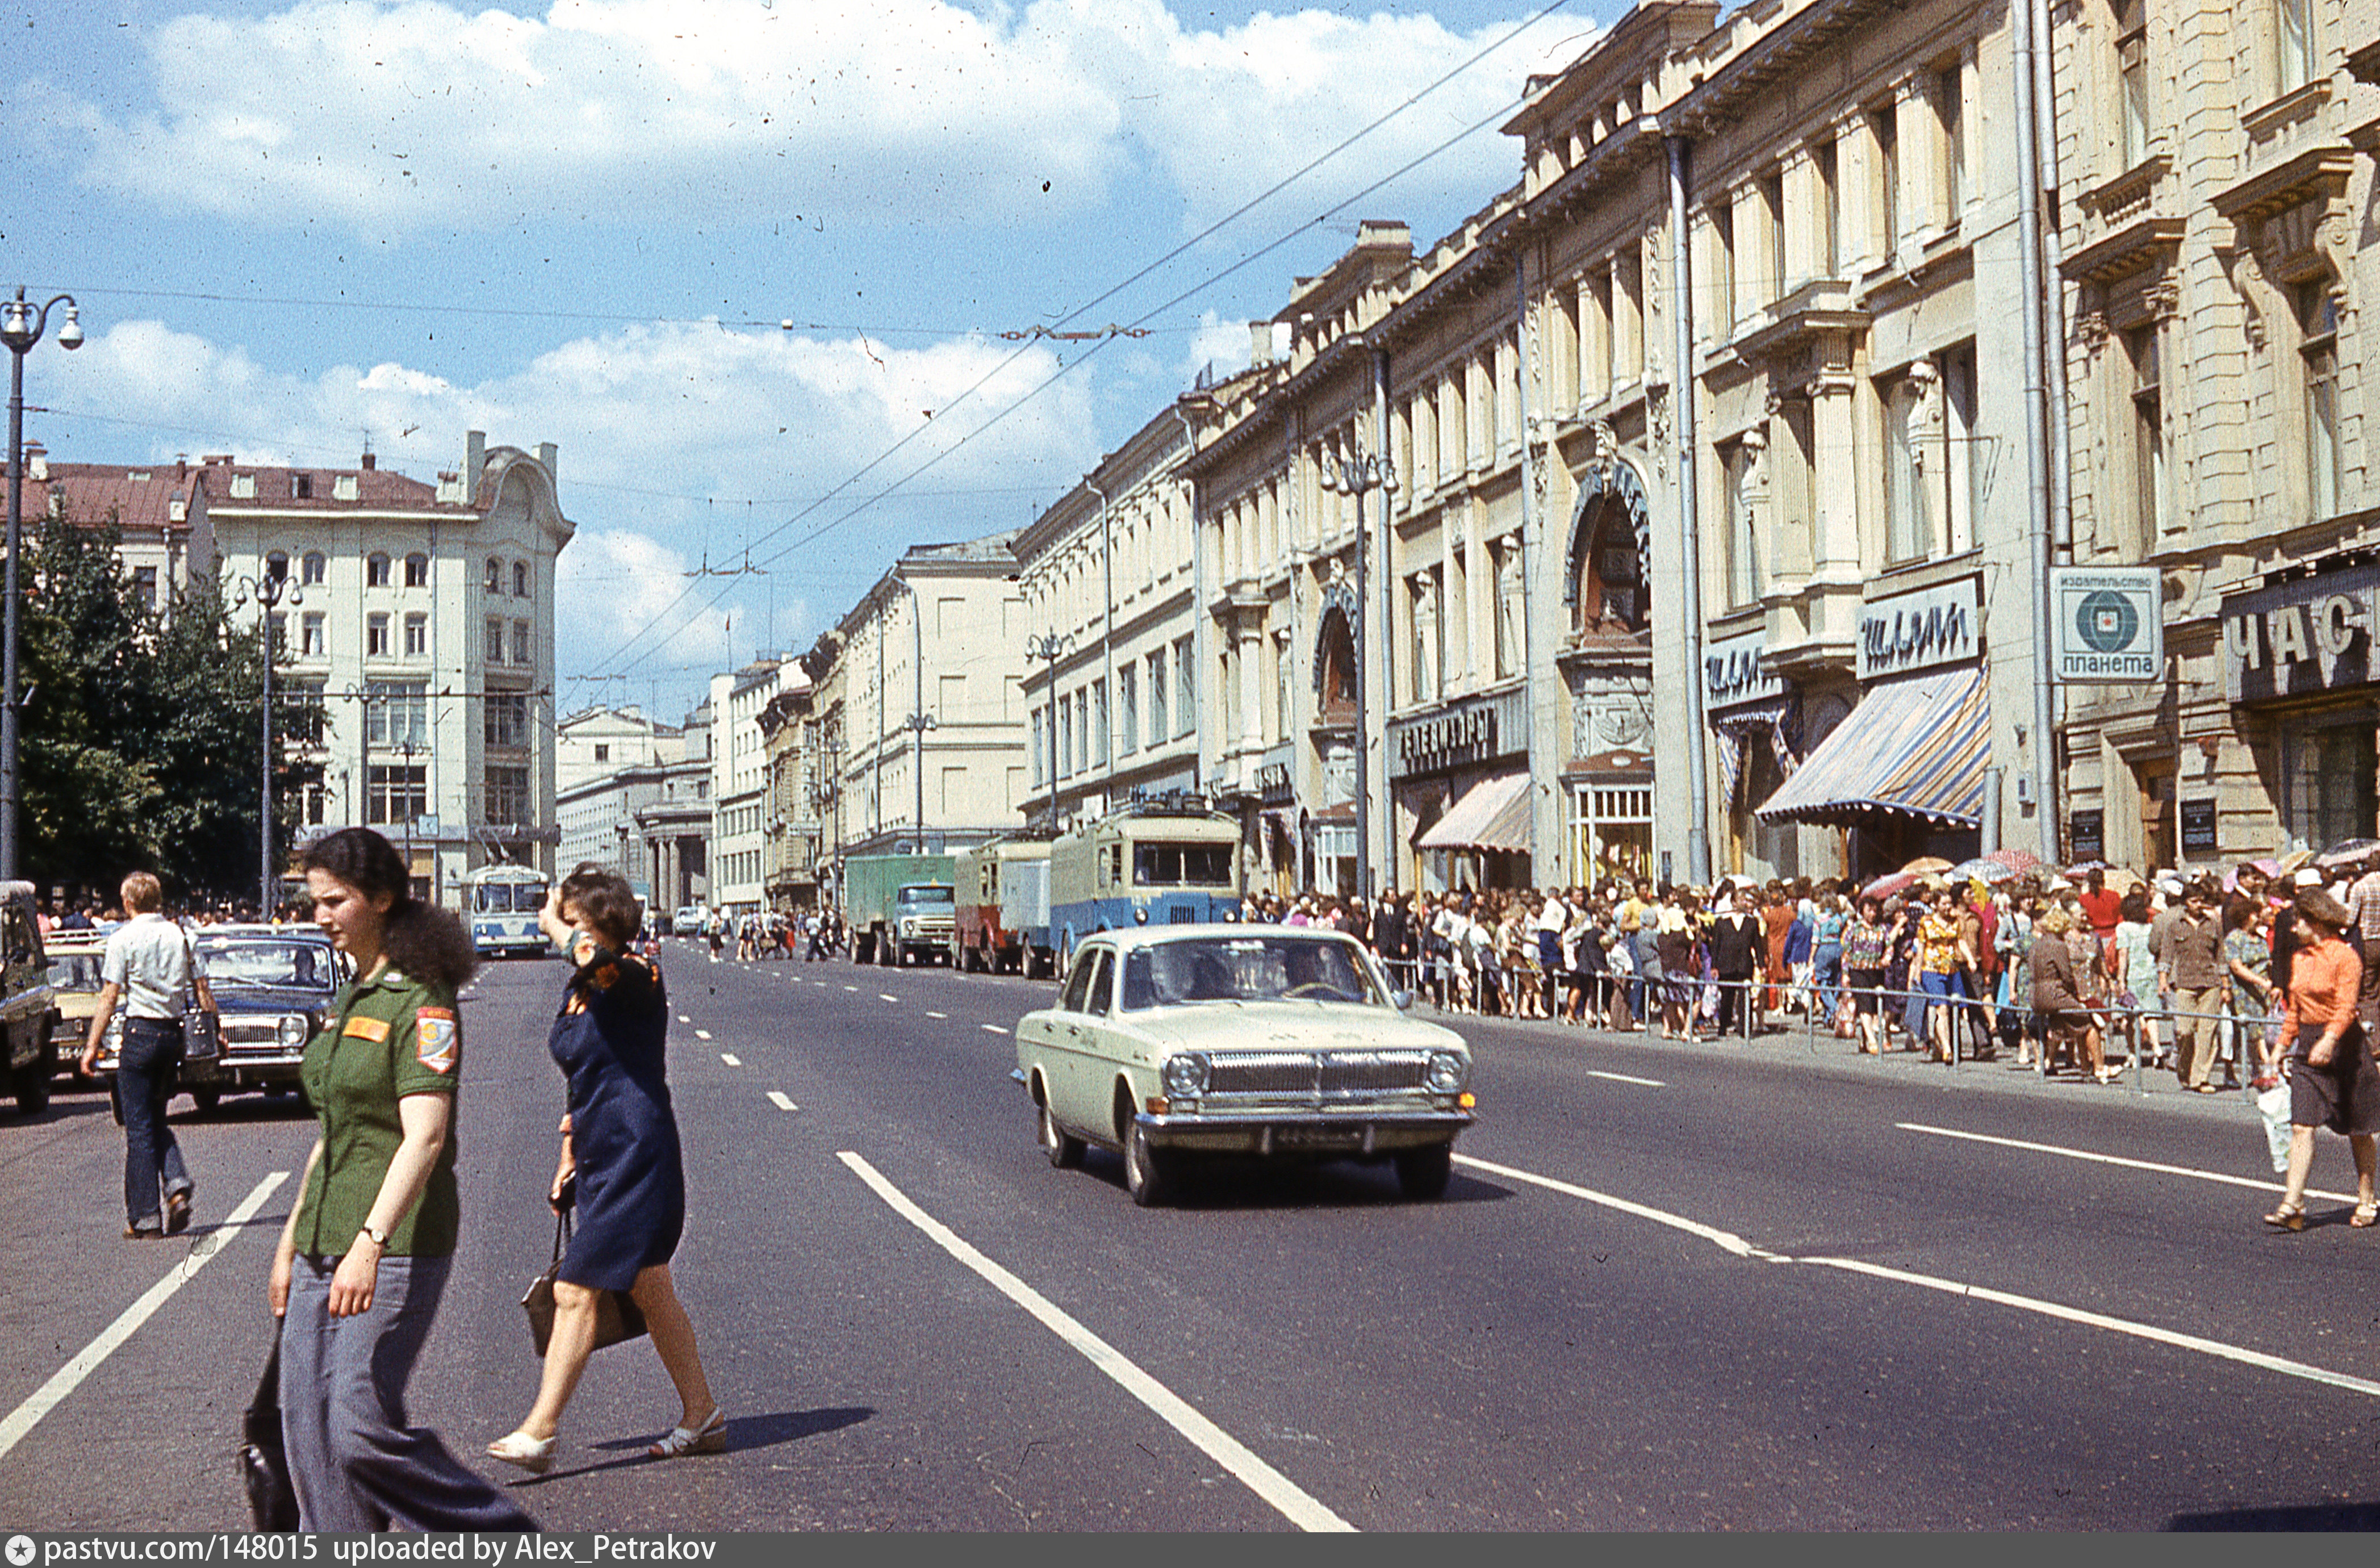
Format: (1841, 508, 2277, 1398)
(268, 827, 537, 1532)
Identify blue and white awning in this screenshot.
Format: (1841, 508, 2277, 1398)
(1753, 667, 1989, 828)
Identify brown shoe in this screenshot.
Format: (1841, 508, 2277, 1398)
(123, 1223, 161, 1239)
(164, 1189, 193, 1235)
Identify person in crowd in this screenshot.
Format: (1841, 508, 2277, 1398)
(2111, 889, 2160, 1075)
(490, 865, 721, 1472)
(2076, 867, 2122, 949)
(2157, 876, 2230, 1092)
(1534, 887, 1568, 1018)
(80, 872, 216, 1239)
(1780, 899, 1813, 1018)
(1601, 923, 1637, 1031)
(1997, 887, 2038, 1063)
(1654, 894, 1697, 1041)
(2264, 885, 2380, 1231)
(1841, 896, 1890, 1055)
(1810, 894, 1846, 1027)
(1759, 884, 1795, 1017)
(269, 827, 537, 1533)
(1709, 884, 1764, 1039)
(1915, 885, 1974, 1063)
(2226, 894, 2278, 1077)
(2031, 905, 2113, 1084)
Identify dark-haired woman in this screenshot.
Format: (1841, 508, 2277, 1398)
(269, 827, 537, 1532)
(488, 864, 720, 1471)
(2263, 887, 2380, 1231)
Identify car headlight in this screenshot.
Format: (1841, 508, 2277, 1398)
(1425, 1049, 1468, 1093)
(278, 1014, 311, 1049)
(1161, 1053, 1209, 1098)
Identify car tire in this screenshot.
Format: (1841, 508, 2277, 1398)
(189, 1088, 220, 1115)
(1395, 1144, 1454, 1201)
(1037, 1097, 1085, 1170)
(1123, 1120, 1174, 1207)
(12, 1056, 49, 1115)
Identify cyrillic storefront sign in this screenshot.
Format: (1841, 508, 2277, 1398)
(2223, 562, 2380, 704)
(1858, 576, 1980, 680)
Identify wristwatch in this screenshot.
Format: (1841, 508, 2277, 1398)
(358, 1223, 390, 1248)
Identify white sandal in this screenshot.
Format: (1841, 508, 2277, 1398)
(487, 1430, 557, 1474)
(648, 1407, 726, 1459)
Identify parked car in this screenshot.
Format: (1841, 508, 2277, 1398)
(673, 906, 708, 937)
(44, 931, 107, 1086)
(0, 883, 57, 1114)
(1013, 925, 1475, 1206)
(180, 925, 348, 1113)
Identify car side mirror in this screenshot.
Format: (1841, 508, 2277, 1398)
(1392, 988, 1415, 1013)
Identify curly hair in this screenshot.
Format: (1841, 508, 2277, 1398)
(299, 827, 480, 992)
(558, 863, 641, 948)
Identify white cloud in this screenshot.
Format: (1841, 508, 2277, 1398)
(35, 0, 1588, 237)
(1183, 309, 1255, 385)
(551, 526, 741, 685)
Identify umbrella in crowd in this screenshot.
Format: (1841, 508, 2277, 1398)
(1984, 848, 2043, 874)
(1950, 857, 2020, 885)
(1901, 856, 1955, 876)
(2316, 838, 2380, 871)
(1862, 871, 1921, 901)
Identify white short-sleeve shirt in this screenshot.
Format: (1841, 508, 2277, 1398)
(102, 913, 194, 1021)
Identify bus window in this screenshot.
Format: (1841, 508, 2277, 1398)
(1133, 842, 1234, 888)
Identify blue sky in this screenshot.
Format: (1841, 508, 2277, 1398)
(10, 0, 1625, 721)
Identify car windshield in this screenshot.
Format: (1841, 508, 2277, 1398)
(902, 887, 955, 906)
(48, 952, 103, 992)
(195, 940, 335, 990)
(1120, 935, 1382, 1010)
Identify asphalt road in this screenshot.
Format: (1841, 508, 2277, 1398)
(7, 942, 2380, 1531)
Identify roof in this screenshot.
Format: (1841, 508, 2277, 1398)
(23, 462, 204, 534)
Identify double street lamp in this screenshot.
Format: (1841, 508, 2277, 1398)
(1316, 443, 1395, 902)
(232, 557, 302, 917)
(1, 289, 83, 882)
(1024, 630, 1073, 833)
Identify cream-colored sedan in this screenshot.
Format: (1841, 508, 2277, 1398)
(1013, 925, 1475, 1206)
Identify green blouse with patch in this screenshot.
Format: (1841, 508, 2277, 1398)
(292, 965, 463, 1259)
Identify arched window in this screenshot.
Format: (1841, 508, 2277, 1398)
(1316, 608, 1357, 724)
(1570, 495, 1648, 638)
(403, 553, 429, 588)
(484, 557, 502, 593)
(265, 549, 290, 583)
(366, 552, 391, 588)
(300, 551, 326, 585)
(512, 559, 529, 597)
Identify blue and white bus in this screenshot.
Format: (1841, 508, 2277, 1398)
(1049, 799, 1241, 968)
(463, 862, 553, 957)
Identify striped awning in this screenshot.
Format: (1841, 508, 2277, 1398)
(1754, 667, 1990, 827)
(1416, 771, 1533, 852)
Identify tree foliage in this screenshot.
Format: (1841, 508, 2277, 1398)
(18, 512, 312, 904)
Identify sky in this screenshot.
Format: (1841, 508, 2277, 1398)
(8, 0, 1625, 724)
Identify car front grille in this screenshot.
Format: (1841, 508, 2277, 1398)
(1206, 1049, 1433, 1096)
(220, 1018, 292, 1052)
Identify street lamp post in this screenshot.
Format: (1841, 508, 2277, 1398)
(232, 558, 302, 917)
(0, 288, 83, 882)
(1317, 443, 1395, 904)
(1024, 630, 1073, 833)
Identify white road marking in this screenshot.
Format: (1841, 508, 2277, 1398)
(1898, 1122, 2359, 1204)
(768, 1091, 798, 1112)
(1586, 1069, 1666, 1088)
(879, 993, 898, 1003)
(844, 985, 860, 993)
(836, 1152, 1354, 1532)
(677, 1014, 692, 1024)
(925, 1011, 948, 1020)
(720, 1053, 741, 1067)
(0, 1171, 288, 1460)
(981, 1025, 1009, 1035)
(1461, 1149, 2380, 1403)
(694, 1028, 712, 1041)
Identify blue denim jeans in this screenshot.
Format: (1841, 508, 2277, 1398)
(115, 1019, 190, 1229)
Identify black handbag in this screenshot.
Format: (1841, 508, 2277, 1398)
(522, 1203, 648, 1358)
(238, 1332, 300, 1531)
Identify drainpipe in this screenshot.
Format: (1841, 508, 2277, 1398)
(1667, 133, 1714, 887)
(2014, 0, 2059, 863)
(1514, 257, 1548, 885)
(1373, 346, 1397, 894)
(1087, 479, 1112, 813)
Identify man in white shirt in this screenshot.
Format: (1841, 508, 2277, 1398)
(1534, 889, 1570, 1015)
(80, 872, 215, 1238)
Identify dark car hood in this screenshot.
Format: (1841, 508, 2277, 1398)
(211, 987, 334, 1014)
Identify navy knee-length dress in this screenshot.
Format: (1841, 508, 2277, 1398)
(552, 938, 685, 1294)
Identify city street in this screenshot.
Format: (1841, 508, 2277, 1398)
(7, 944, 2380, 1531)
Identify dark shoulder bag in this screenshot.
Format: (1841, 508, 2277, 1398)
(239, 1332, 299, 1531)
(522, 1202, 649, 1359)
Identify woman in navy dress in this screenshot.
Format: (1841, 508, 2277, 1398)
(488, 865, 721, 1473)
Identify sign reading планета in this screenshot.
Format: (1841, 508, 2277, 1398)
(2051, 567, 2162, 683)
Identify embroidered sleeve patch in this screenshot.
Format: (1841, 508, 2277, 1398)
(415, 1007, 458, 1073)
(342, 1014, 391, 1043)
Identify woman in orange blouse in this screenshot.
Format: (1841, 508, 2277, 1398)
(2265, 887, 2379, 1231)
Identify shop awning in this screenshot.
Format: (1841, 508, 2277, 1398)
(1754, 667, 1990, 828)
(1416, 771, 1533, 851)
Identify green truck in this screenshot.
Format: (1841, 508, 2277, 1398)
(843, 852, 957, 967)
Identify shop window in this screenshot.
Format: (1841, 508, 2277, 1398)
(2285, 721, 2376, 852)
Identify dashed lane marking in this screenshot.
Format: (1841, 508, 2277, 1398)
(925, 1011, 948, 1019)
(879, 993, 898, 1003)
(844, 985, 860, 993)
(836, 1152, 1354, 1532)
(720, 1053, 741, 1067)
(0, 1171, 288, 1461)
(677, 1015, 692, 1024)
(767, 1091, 798, 1112)
(1586, 1069, 1666, 1088)
(695, 1029, 712, 1041)
(981, 1025, 1009, 1035)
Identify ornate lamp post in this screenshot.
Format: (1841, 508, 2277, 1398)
(1024, 630, 1073, 833)
(232, 557, 302, 916)
(1316, 443, 1395, 902)
(1, 289, 82, 881)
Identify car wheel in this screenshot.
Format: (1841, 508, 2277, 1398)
(1395, 1144, 1454, 1201)
(189, 1088, 220, 1115)
(1123, 1120, 1174, 1207)
(1037, 1097, 1085, 1170)
(12, 1058, 49, 1115)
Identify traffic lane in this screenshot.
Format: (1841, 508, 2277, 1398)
(680, 961, 2380, 1523)
(413, 958, 1292, 1532)
(1434, 1013, 2380, 1374)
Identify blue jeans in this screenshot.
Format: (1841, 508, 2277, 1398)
(1812, 944, 1843, 1020)
(115, 1019, 190, 1229)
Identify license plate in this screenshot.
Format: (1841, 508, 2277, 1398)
(1274, 1126, 1362, 1149)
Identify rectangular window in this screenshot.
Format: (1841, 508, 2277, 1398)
(1031, 708, 1046, 788)
(404, 554, 429, 589)
(2126, 326, 2166, 551)
(1147, 653, 1168, 745)
(1493, 538, 1525, 680)
(1815, 137, 1841, 278)
(1872, 104, 1900, 253)
(2117, 0, 2150, 167)
(1057, 696, 1073, 780)
(511, 620, 531, 666)
(2286, 721, 2376, 851)
(2276, 0, 2317, 95)
(133, 566, 157, 611)
(365, 681, 429, 750)
(403, 612, 426, 657)
(484, 692, 529, 749)
(2302, 283, 2341, 520)
(1761, 170, 1787, 301)
(1093, 679, 1109, 767)
(1175, 638, 1195, 738)
(1722, 442, 1760, 608)
(939, 673, 965, 723)
(1938, 65, 1965, 216)
(1885, 375, 1929, 565)
(1709, 200, 1736, 339)
(1074, 691, 1090, 775)
(367, 554, 391, 588)
(282, 679, 328, 747)
(301, 612, 326, 658)
(1410, 571, 1440, 705)
(486, 617, 504, 663)
(1118, 664, 1137, 755)
(366, 613, 390, 658)
(1615, 249, 1644, 382)
(365, 766, 427, 826)
(483, 766, 530, 826)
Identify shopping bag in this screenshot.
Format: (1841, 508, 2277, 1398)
(238, 1331, 299, 1531)
(2255, 1080, 2292, 1175)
